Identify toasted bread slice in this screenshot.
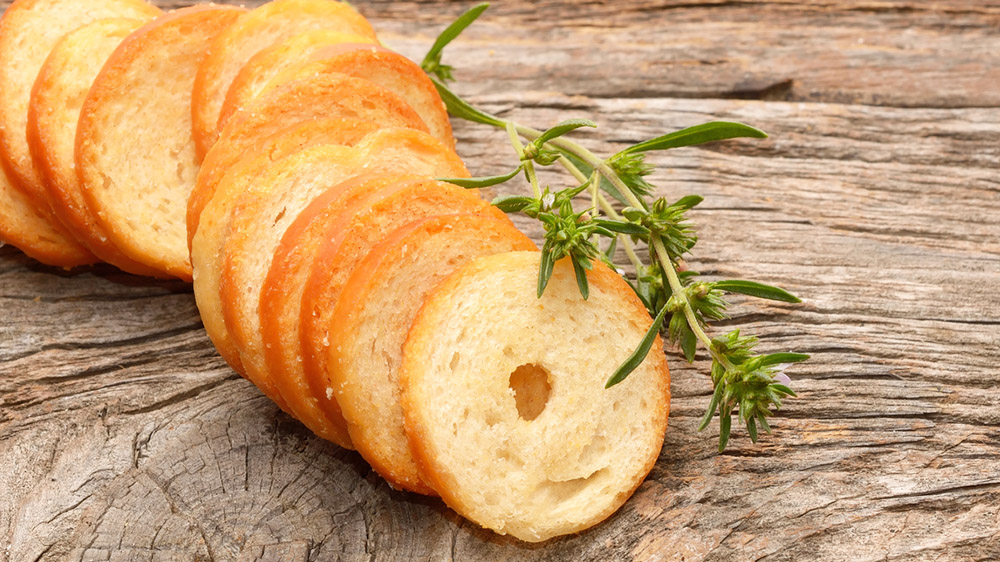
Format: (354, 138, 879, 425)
(218, 129, 468, 422)
(259, 173, 422, 446)
(191, 118, 380, 378)
(0, 0, 161, 225)
(27, 18, 157, 276)
(217, 29, 375, 134)
(400, 251, 671, 542)
(192, 0, 377, 159)
(187, 72, 429, 250)
(76, 5, 244, 280)
(219, 44, 453, 149)
(319, 215, 535, 493)
(262, 176, 506, 448)
(0, 169, 94, 266)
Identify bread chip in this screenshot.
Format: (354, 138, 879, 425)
(0, 0, 160, 226)
(192, 0, 377, 159)
(319, 215, 535, 493)
(191, 118, 380, 378)
(217, 29, 375, 134)
(219, 44, 453, 149)
(187, 72, 428, 249)
(77, 5, 245, 280)
(0, 169, 93, 266)
(400, 251, 670, 541)
(28, 18, 157, 275)
(218, 129, 468, 419)
(262, 176, 506, 448)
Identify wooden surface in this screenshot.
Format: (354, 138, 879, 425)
(2, 1, 999, 560)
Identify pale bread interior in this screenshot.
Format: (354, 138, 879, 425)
(28, 17, 155, 274)
(324, 215, 535, 493)
(191, 118, 380, 375)
(220, 128, 469, 413)
(0, 0, 161, 221)
(77, 6, 244, 280)
(400, 251, 670, 542)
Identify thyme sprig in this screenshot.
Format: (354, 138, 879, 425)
(425, 4, 808, 452)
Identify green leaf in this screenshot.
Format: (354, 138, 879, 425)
(758, 352, 810, 367)
(431, 77, 506, 127)
(571, 256, 590, 300)
(673, 195, 704, 210)
(770, 384, 797, 397)
(491, 194, 535, 213)
(441, 165, 523, 189)
(718, 412, 732, 452)
(537, 245, 555, 298)
(605, 303, 669, 388)
(713, 280, 802, 303)
(747, 416, 759, 442)
(534, 119, 597, 146)
(680, 322, 698, 362)
(619, 122, 768, 156)
(592, 218, 650, 236)
(699, 382, 725, 431)
(420, 3, 490, 81)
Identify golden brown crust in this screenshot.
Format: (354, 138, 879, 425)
(76, 5, 245, 280)
(187, 73, 428, 250)
(320, 215, 535, 494)
(191, 0, 378, 159)
(261, 173, 422, 448)
(0, 0, 161, 231)
(218, 44, 453, 149)
(264, 175, 503, 450)
(0, 170, 95, 267)
(27, 18, 157, 275)
(216, 30, 376, 134)
(217, 129, 467, 417)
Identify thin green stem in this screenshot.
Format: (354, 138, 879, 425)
(506, 122, 541, 198)
(651, 236, 734, 370)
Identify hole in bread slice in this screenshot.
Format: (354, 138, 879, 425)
(508, 363, 552, 421)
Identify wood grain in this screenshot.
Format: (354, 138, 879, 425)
(1, 0, 998, 560)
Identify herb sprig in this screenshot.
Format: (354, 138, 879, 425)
(424, 4, 808, 451)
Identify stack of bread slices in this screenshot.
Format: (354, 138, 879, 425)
(0, 0, 671, 542)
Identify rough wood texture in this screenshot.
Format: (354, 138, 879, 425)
(2, 1, 999, 560)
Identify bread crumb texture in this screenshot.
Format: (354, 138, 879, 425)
(401, 251, 670, 542)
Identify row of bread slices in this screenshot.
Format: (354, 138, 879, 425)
(0, 0, 671, 543)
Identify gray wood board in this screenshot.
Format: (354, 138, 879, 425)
(1, 1, 998, 560)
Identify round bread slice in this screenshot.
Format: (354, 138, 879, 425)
(187, 72, 429, 250)
(191, 0, 377, 159)
(27, 17, 158, 276)
(0, 168, 94, 266)
(76, 5, 245, 281)
(318, 215, 536, 494)
(218, 129, 469, 420)
(261, 176, 506, 448)
(400, 251, 671, 542)
(0, 0, 161, 224)
(191, 118, 380, 377)
(216, 29, 375, 134)
(219, 44, 453, 149)
(259, 173, 422, 447)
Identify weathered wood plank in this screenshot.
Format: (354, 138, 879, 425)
(1, 0, 999, 560)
